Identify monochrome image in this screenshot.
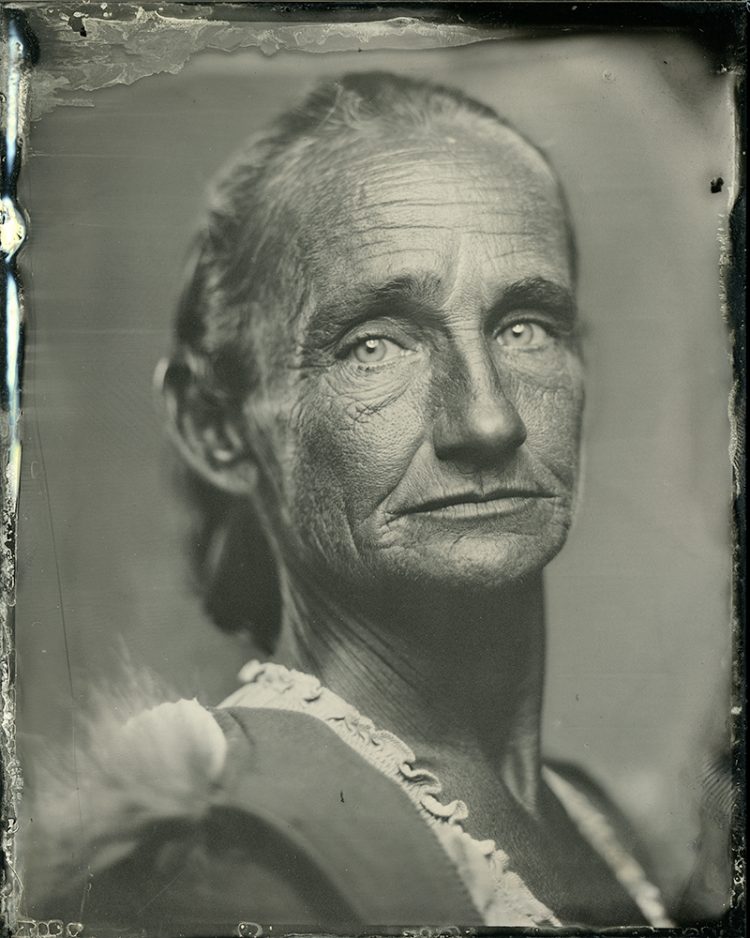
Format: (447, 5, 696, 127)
(0, 5, 742, 936)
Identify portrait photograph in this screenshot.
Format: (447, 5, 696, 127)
(0, 3, 744, 936)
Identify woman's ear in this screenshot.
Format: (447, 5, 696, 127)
(156, 357, 258, 496)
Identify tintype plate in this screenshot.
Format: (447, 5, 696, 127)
(0, 4, 744, 937)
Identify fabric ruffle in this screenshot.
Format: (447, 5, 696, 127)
(223, 659, 674, 928)
(223, 660, 560, 926)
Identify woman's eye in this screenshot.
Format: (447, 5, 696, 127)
(495, 321, 553, 349)
(349, 336, 406, 364)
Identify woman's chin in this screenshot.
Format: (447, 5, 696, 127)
(362, 524, 571, 594)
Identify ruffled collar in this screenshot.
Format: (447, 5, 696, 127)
(221, 660, 673, 928)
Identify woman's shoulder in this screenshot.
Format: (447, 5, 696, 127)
(21, 694, 478, 932)
(20, 673, 672, 932)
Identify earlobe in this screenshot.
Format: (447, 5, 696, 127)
(156, 357, 258, 496)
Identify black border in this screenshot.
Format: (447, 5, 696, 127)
(1, 3, 745, 937)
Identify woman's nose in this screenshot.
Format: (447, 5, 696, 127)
(432, 348, 527, 468)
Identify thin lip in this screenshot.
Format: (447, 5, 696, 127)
(395, 489, 556, 517)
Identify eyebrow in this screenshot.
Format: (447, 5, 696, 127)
(303, 273, 577, 350)
(491, 277, 578, 324)
(303, 273, 448, 350)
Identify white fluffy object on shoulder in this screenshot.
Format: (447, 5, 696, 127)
(22, 696, 227, 900)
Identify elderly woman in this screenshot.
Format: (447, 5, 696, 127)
(28, 72, 673, 933)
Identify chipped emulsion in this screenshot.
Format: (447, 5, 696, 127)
(22, 9, 499, 121)
(1, 9, 32, 935)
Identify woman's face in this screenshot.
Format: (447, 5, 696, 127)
(239, 126, 584, 599)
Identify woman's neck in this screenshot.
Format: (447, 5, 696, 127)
(272, 570, 547, 814)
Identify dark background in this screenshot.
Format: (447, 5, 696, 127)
(15, 28, 735, 907)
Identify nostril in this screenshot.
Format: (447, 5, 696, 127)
(433, 392, 527, 465)
(431, 347, 528, 466)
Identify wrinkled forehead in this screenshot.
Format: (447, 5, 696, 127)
(288, 123, 569, 298)
(244, 120, 573, 379)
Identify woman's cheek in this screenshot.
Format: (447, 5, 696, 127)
(292, 373, 427, 526)
(497, 343, 581, 388)
(514, 371, 584, 483)
(320, 356, 424, 416)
